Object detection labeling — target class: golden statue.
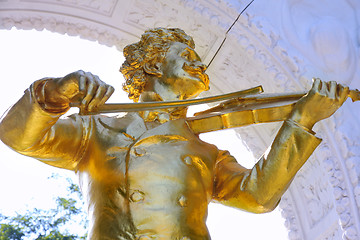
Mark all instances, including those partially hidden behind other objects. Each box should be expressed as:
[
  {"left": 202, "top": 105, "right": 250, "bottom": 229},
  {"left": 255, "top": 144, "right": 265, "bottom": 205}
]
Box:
[{"left": 0, "top": 28, "right": 357, "bottom": 240}]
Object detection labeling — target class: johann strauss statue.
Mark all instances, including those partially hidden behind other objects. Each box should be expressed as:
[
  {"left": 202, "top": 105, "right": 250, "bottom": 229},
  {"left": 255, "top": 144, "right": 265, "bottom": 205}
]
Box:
[{"left": 0, "top": 28, "right": 352, "bottom": 239}]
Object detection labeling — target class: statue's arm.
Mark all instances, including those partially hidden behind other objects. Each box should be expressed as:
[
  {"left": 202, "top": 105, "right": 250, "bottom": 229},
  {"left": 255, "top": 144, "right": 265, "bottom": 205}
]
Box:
[
  {"left": 212, "top": 121, "right": 321, "bottom": 213},
  {"left": 0, "top": 71, "right": 114, "bottom": 170},
  {"left": 212, "top": 79, "right": 349, "bottom": 213}
]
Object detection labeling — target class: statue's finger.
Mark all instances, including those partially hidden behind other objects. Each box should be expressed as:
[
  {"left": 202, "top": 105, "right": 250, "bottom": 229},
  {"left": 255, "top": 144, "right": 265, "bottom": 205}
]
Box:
[
  {"left": 311, "top": 78, "right": 321, "bottom": 93},
  {"left": 79, "top": 74, "right": 86, "bottom": 94},
  {"left": 88, "top": 84, "right": 107, "bottom": 111},
  {"left": 98, "top": 86, "right": 114, "bottom": 107},
  {"left": 81, "top": 74, "right": 97, "bottom": 109},
  {"left": 329, "top": 81, "right": 337, "bottom": 99},
  {"left": 339, "top": 85, "right": 350, "bottom": 104},
  {"left": 318, "top": 79, "right": 328, "bottom": 95}
]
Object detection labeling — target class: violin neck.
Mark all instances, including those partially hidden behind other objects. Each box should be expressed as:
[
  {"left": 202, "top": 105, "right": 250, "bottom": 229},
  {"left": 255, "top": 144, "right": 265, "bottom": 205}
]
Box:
[{"left": 193, "top": 91, "right": 307, "bottom": 117}]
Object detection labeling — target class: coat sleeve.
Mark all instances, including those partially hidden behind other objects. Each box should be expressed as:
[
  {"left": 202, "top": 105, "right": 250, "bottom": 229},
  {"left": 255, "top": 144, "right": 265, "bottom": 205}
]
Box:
[
  {"left": 0, "top": 79, "right": 92, "bottom": 171},
  {"left": 212, "top": 120, "right": 322, "bottom": 213}
]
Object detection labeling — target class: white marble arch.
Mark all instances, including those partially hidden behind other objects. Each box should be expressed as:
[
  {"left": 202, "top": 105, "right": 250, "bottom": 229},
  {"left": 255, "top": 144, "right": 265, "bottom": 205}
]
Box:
[{"left": 1, "top": 0, "right": 360, "bottom": 239}]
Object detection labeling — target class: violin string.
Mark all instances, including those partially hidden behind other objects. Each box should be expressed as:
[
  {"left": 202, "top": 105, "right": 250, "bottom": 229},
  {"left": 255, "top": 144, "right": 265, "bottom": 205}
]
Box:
[{"left": 206, "top": 0, "right": 255, "bottom": 70}]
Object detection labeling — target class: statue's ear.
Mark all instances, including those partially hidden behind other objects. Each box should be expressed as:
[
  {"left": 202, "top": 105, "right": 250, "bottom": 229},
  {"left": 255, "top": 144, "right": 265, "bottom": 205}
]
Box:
[{"left": 144, "top": 62, "right": 163, "bottom": 77}]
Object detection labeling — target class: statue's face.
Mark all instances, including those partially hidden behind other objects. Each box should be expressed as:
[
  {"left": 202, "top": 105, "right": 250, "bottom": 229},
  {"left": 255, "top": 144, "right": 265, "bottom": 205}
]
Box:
[{"left": 157, "top": 42, "right": 209, "bottom": 100}]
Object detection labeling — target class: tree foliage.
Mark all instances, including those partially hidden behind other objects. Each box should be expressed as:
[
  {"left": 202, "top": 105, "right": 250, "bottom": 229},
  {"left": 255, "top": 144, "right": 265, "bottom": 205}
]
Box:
[
  {"left": 0, "top": 175, "right": 88, "bottom": 240},
  {"left": 0, "top": 224, "right": 24, "bottom": 240}
]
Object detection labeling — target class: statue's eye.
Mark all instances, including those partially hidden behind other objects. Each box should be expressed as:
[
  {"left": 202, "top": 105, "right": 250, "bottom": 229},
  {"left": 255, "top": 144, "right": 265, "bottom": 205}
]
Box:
[{"left": 181, "top": 50, "right": 191, "bottom": 60}]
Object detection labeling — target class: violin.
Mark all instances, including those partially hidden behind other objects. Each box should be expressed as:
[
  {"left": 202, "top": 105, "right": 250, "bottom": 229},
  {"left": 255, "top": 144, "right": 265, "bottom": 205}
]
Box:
[{"left": 70, "top": 86, "right": 360, "bottom": 134}]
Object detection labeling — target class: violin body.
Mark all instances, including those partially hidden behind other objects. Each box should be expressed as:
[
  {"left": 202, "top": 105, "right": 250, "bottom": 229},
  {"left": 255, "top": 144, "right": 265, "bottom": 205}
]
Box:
[
  {"left": 187, "top": 88, "right": 359, "bottom": 134},
  {"left": 187, "top": 98, "right": 297, "bottom": 134}
]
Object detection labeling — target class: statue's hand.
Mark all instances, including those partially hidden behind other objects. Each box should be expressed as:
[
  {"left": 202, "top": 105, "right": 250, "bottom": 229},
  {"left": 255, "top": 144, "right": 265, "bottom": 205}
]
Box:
[
  {"left": 45, "top": 70, "right": 114, "bottom": 112},
  {"left": 289, "top": 78, "right": 349, "bottom": 129}
]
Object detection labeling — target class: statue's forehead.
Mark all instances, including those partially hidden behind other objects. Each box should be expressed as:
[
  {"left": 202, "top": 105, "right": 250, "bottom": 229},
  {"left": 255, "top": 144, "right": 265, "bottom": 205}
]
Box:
[
  {"left": 167, "top": 41, "right": 191, "bottom": 51},
  {"left": 167, "top": 42, "right": 202, "bottom": 61}
]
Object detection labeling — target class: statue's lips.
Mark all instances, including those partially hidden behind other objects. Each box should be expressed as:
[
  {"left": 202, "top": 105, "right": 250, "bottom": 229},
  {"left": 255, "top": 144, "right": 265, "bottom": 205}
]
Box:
[{"left": 182, "top": 64, "right": 210, "bottom": 90}]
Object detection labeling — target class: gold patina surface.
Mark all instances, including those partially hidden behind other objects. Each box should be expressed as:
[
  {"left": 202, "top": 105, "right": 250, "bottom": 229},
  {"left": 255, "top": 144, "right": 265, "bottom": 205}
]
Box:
[{"left": 0, "top": 28, "right": 352, "bottom": 239}]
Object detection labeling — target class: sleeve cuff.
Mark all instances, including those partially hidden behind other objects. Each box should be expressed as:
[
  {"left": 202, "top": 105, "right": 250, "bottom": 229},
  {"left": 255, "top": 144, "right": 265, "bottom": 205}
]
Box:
[
  {"left": 31, "top": 79, "right": 70, "bottom": 115},
  {"left": 286, "top": 118, "right": 316, "bottom": 135}
]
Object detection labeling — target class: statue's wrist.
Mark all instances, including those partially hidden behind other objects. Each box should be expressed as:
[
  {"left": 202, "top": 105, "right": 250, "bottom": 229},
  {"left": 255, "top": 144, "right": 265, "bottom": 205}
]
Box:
[
  {"left": 35, "top": 79, "right": 70, "bottom": 113},
  {"left": 288, "top": 110, "right": 315, "bottom": 130}
]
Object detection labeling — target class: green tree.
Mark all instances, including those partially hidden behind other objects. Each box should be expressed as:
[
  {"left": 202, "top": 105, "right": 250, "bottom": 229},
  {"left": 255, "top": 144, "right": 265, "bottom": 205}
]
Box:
[
  {"left": 0, "top": 224, "right": 24, "bottom": 240},
  {"left": 0, "top": 175, "right": 87, "bottom": 240}
]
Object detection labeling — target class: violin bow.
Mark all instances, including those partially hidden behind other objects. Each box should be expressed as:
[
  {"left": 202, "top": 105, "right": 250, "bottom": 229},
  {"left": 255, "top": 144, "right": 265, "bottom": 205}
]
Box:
[
  {"left": 70, "top": 87, "right": 359, "bottom": 116},
  {"left": 194, "top": 88, "right": 360, "bottom": 117},
  {"left": 70, "top": 85, "right": 264, "bottom": 115}
]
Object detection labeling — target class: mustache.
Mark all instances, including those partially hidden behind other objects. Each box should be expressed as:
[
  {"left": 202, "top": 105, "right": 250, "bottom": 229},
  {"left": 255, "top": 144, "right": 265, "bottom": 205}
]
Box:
[{"left": 182, "top": 62, "right": 206, "bottom": 72}]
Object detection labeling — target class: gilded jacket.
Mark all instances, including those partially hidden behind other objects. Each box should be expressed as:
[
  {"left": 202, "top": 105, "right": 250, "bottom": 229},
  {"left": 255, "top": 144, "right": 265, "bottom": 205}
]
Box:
[{"left": 0, "top": 81, "right": 321, "bottom": 240}]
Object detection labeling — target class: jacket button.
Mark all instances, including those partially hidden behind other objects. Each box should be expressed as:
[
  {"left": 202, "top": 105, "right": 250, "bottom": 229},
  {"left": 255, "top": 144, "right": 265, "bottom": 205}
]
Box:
[
  {"left": 178, "top": 195, "right": 187, "bottom": 207},
  {"left": 183, "top": 156, "right": 193, "bottom": 165},
  {"left": 131, "top": 190, "right": 145, "bottom": 202}
]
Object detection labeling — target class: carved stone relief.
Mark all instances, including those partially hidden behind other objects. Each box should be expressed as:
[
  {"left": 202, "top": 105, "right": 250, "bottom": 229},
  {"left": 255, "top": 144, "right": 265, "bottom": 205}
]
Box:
[
  {"left": 0, "top": 15, "right": 129, "bottom": 49},
  {"left": 241, "top": 1, "right": 360, "bottom": 239},
  {"left": 296, "top": 155, "right": 334, "bottom": 228},
  {"left": 281, "top": 0, "right": 359, "bottom": 84},
  {"left": 0, "top": 0, "right": 359, "bottom": 239},
  {"left": 21, "top": 0, "right": 118, "bottom": 16},
  {"left": 279, "top": 192, "right": 305, "bottom": 240},
  {"left": 122, "top": 0, "right": 239, "bottom": 63}
]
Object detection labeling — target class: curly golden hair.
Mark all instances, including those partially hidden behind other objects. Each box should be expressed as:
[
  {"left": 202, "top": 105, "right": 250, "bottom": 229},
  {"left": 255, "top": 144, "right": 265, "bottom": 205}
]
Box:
[{"left": 120, "top": 28, "right": 195, "bottom": 102}]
